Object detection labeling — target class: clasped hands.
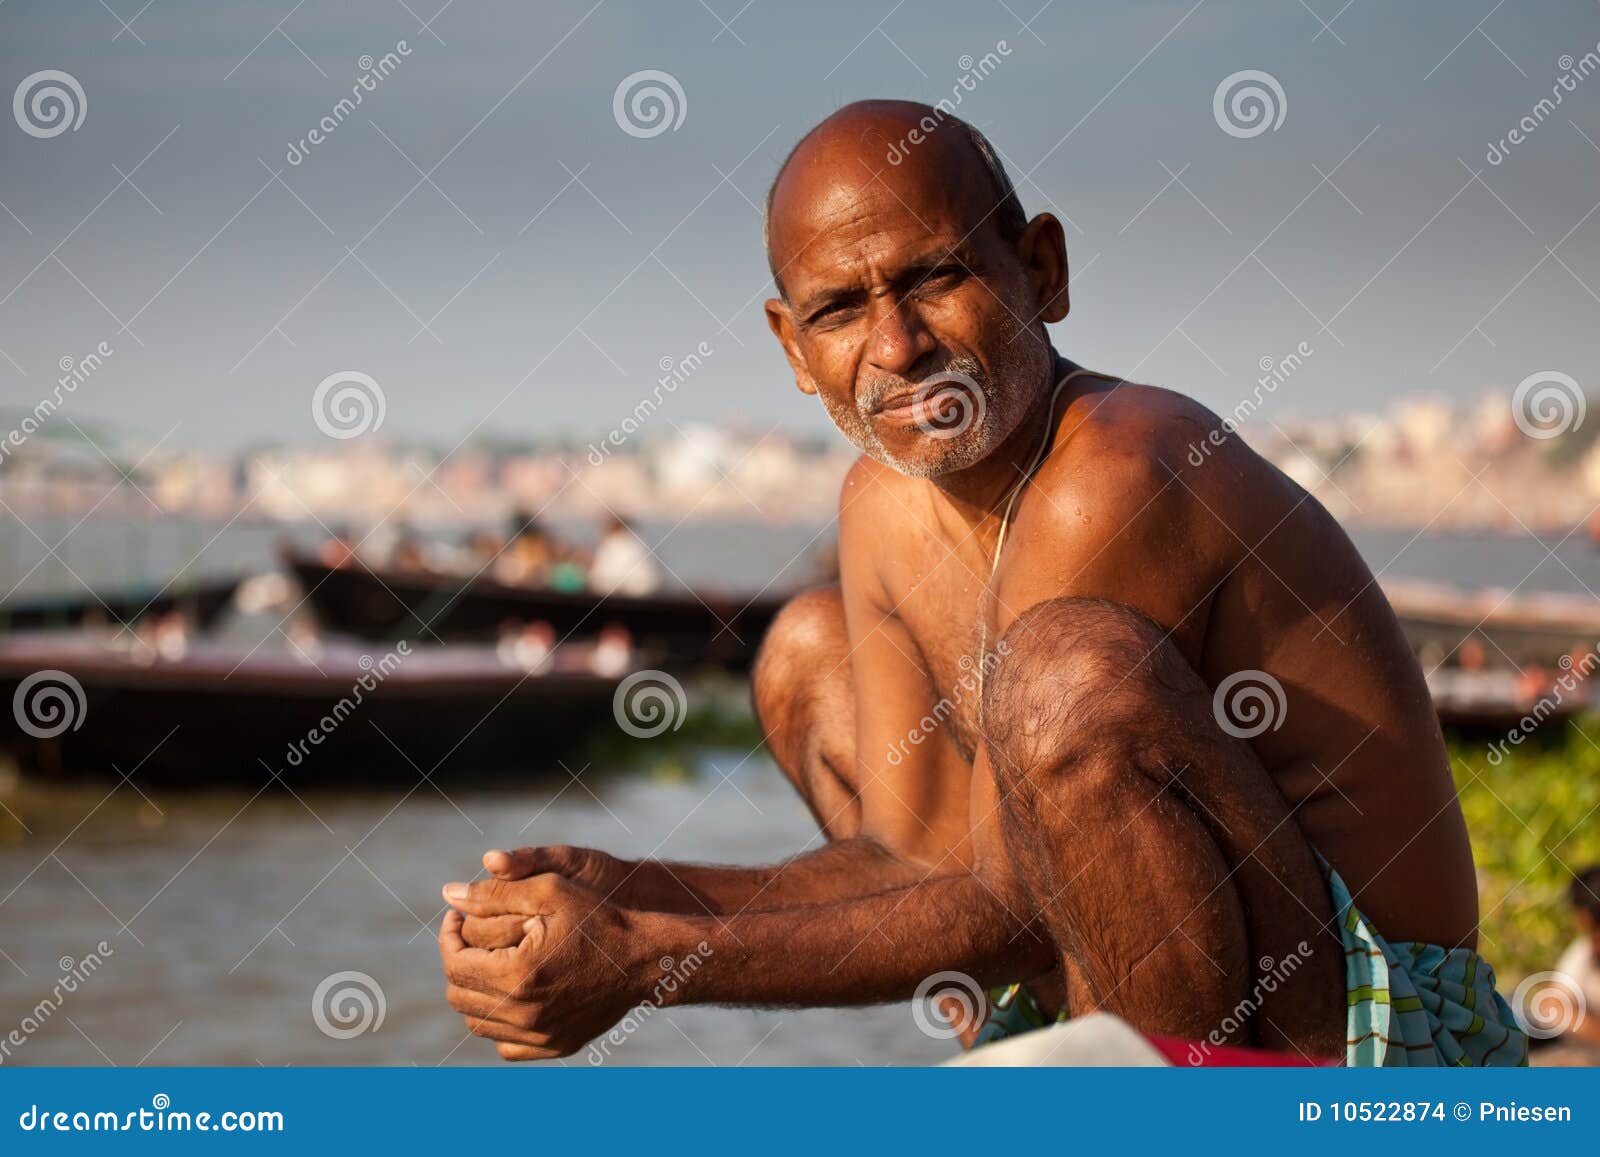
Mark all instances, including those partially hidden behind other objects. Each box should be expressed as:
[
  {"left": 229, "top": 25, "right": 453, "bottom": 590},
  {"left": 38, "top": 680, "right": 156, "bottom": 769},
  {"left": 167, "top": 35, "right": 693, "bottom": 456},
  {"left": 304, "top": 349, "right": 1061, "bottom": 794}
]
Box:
[{"left": 437, "top": 846, "right": 660, "bottom": 1061}]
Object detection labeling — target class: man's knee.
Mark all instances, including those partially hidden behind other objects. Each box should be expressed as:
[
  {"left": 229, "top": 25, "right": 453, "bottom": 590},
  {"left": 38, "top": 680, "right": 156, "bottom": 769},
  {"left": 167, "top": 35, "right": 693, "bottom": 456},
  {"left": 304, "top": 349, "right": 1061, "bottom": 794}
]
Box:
[
  {"left": 753, "top": 586, "right": 845, "bottom": 716},
  {"left": 752, "top": 586, "right": 850, "bottom": 763},
  {"left": 981, "top": 597, "right": 1206, "bottom": 782}
]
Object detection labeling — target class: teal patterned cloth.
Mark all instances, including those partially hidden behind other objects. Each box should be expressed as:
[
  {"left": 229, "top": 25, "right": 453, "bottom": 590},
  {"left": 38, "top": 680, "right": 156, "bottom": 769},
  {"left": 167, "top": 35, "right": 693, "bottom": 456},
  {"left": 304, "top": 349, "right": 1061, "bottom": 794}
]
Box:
[
  {"left": 974, "top": 858, "right": 1529, "bottom": 1067},
  {"left": 1326, "top": 859, "right": 1527, "bottom": 1067}
]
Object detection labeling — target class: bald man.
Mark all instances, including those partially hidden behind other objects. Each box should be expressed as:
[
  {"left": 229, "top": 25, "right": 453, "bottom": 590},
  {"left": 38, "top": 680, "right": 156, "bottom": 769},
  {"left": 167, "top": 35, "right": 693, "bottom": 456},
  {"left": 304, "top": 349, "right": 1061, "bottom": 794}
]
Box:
[{"left": 439, "top": 101, "right": 1527, "bottom": 1067}]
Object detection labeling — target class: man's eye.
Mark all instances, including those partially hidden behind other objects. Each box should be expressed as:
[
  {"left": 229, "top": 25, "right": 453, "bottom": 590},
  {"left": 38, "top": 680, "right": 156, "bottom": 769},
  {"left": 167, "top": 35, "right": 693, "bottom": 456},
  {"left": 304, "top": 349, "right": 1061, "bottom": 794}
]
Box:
[
  {"left": 808, "top": 304, "right": 855, "bottom": 327},
  {"left": 922, "top": 265, "right": 965, "bottom": 288}
]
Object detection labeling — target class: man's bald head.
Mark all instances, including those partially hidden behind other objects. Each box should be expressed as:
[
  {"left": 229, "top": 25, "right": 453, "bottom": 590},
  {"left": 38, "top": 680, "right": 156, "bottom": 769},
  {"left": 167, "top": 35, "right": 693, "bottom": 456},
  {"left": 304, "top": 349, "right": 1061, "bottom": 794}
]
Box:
[
  {"left": 763, "top": 100, "right": 1027, "bottom": 294},
  {"left": 759, "top": 99, "right": 1069, "bottom": 481}
]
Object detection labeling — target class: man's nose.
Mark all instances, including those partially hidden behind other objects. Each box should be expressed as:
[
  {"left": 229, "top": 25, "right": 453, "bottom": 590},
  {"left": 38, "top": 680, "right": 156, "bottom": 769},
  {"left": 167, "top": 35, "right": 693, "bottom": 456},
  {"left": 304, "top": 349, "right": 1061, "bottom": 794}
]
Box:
[{"left": 865, "top": 297, "right": 937, "bottom": 377}]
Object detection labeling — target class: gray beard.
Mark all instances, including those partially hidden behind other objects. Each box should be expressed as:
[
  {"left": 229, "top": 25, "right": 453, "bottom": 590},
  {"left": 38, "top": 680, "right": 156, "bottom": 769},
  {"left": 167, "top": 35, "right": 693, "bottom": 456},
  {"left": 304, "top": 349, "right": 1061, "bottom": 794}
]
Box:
[{"left": 820, "top": 346, "right": 1048, "bottom": 480}]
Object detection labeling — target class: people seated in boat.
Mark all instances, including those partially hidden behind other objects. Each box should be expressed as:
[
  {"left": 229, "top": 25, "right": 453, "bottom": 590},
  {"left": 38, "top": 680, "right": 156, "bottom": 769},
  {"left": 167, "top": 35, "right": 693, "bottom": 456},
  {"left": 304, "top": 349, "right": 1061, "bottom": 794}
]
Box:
[
  {"left": 463, "top": 528, "right": 505, "bottom": 572},
  {"left": 316, "top": 527, "right": 360, "bottom": 569},
  {"left": 494, "top": 512, "right": 563, "bottom": 588},
  {"left": 495, "top": 619, "right": 556, "bottom": 673},
  {"left": 588, "top": 623, "right": 633, "bottom": 678},
  {"left": 132, "top": 610, "right": 188, "bottom": 664},
  {"left": 389, "top": 524, "right": 431, "bottom": 573},
  {"left": 440, "top": 101, "right": 1526, "bottom": 1067},
  {"left": 284, "top": 615, "right": 322, "bottom": 664},
  {"left": 588, "top": 515, "right": 658, "bottom": 598}
]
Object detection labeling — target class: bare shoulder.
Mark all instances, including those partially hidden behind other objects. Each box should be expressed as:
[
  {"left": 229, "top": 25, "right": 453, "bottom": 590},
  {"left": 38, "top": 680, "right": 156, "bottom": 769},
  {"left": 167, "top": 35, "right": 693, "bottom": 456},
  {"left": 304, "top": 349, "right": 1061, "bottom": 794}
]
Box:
[
  {"left": 1036, "top": 379, "right": 1301, "bottom": 536},
  {"left": 1003, "top": 378, "right": 1326, "bottom": 628}
]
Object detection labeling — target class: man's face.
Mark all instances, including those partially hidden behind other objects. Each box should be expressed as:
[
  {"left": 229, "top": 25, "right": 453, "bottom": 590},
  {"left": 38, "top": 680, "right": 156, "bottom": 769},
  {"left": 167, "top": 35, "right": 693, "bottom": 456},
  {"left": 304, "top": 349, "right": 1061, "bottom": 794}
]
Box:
[{"left": 766, "top": 155, "right": 1053, "bottom": 479}]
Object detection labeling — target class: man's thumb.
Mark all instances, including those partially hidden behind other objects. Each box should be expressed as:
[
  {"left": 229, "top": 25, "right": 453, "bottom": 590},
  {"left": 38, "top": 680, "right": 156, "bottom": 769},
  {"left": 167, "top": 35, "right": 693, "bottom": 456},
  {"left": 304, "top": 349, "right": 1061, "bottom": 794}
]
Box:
[{"left": 483, "top": 847, "right": 545, "bottom": 879}]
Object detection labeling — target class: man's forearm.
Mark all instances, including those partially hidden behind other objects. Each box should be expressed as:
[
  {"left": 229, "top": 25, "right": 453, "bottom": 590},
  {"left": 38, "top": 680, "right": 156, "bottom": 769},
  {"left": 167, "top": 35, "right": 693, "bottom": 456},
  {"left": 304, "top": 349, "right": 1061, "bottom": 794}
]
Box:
[
  {"left": 629, "top": 869, "right": 1053, "bottom": 1008},
  {"left": 620, "top": 837, "right": 936, "bottom": 915}
]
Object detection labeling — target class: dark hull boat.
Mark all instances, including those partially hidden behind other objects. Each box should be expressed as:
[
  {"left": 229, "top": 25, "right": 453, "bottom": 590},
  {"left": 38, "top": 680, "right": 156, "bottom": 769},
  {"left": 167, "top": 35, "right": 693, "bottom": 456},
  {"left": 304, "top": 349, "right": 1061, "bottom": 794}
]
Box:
[
  {"left": 284, "top": 550, "right": 790, "bottom": 670},
  {"left": 1384, "top": 579, "right": 1600, "bottom": 671},
  {"left": 0, "top": 575, "right": 240, "bottom": 633},
  {"left": 0, "top": 633, "right": 625, "bottom": 783}
]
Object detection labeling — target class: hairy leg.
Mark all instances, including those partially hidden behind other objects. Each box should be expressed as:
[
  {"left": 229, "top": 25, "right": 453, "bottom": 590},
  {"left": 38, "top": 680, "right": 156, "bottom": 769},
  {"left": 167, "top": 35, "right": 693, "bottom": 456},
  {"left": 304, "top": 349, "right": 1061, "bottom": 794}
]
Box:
[
  {"left": 751, "top": 586, "right": 863, "bottom": 841},
  {"left": 981, "top": 597, "right": 1345, "bottom": 1055}
]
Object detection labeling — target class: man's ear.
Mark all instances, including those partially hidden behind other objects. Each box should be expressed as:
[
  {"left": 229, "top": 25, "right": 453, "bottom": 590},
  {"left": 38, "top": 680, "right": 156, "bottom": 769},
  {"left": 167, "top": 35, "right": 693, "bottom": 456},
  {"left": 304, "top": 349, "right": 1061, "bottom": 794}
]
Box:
[
  {"left": 1016, "top": 213, "right": 1069, "bottom": 324},
  {"left": 764, "top": 297, "right": 818, "bottom": 396}
]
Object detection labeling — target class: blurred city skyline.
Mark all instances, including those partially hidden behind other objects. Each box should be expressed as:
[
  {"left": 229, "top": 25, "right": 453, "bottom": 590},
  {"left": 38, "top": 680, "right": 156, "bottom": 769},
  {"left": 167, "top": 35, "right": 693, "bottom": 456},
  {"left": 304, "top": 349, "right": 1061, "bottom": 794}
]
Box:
[{"left": 0, "top": 0, "right": 1598, "bottom": 452}]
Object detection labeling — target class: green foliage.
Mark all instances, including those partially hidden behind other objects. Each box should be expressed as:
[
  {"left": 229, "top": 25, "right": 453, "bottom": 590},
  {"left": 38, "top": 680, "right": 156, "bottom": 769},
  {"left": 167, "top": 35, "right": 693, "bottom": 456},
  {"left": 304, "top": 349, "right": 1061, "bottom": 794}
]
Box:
[{"left": 1448, "top": 719, "right": 1600, "bottom": 985}]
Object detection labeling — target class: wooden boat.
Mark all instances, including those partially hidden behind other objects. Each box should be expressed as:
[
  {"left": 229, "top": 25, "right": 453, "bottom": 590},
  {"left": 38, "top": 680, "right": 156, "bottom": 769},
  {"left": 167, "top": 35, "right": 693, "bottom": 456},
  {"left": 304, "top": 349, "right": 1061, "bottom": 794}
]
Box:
[
  {"left": 0, "top": 575, "right": 239, "bottom": 633},
  {"left": 0, "top": 632, "right": 627, "bottom": 782},
  {"left": 1383, "top": 578, "right": 1600, "bottom": 670},
  {"left": 283, "top": 549, "right": 790, "bottom": 669},
  {"left": 1424, "top": 667, "right": 1587, "bottom": 730}
]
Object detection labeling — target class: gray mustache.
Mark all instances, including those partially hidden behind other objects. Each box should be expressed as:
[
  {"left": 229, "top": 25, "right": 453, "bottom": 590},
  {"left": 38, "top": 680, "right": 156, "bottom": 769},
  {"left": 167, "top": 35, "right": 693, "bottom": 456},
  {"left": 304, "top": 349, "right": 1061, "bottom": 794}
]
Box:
[{"left": 857, "top": 357, "right": 986, "bottom": 413}]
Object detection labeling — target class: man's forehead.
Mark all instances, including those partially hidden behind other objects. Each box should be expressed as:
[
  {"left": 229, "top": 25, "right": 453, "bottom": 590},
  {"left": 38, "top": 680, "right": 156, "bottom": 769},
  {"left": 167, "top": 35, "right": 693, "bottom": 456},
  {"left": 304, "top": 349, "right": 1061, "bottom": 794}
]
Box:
[
  {"left": 781, "top": 187, "right": 968, "bottom": 276},
  {"left": 768, "top": 107, "right": 1000, "bottom": 283}
]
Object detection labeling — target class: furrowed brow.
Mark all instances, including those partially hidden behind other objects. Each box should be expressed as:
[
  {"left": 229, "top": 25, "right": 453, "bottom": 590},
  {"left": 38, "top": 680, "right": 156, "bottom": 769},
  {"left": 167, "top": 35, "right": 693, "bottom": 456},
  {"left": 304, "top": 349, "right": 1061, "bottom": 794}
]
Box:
[
  {"left": 892, "top": 245, "right": 981, "bottom": 290},
  {"left": 796, "top": 284, "right": 867, "bottom": 320}
]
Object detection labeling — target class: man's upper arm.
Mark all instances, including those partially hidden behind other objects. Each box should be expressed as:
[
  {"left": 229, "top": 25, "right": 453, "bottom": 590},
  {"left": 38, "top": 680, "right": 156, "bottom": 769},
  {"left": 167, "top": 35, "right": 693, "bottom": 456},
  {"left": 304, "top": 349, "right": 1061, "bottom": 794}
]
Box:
[{"left": 836, "top": 462, "right": 973, "bottom": 866}]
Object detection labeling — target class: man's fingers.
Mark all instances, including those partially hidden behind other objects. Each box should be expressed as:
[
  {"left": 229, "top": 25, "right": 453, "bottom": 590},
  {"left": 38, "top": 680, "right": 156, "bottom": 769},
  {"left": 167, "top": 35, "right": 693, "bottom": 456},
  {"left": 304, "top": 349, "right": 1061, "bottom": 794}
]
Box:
[
  {"left": 447, "top": 989, "right": 552, "bottom": 1048},
  {"left": 446, "top": 984, "right": 546, "bottom": 1036},
  {"left": 438, "top": 910, "right": 466, "bottom": 967},
  {"left": 440, "top": 927, "right": 520, "bottom": 995},
  {"left": 442, "top": 875, "right": 558, "bottom": 918},
  {"left": 483, "top": 847, "right": 552, "bottom": 879},
  {"left": 461, "top": 914, "right": 527, "bottom": 950},
  {"left": 497, "top": 1041, "right": 561, "bottom": 1062}
]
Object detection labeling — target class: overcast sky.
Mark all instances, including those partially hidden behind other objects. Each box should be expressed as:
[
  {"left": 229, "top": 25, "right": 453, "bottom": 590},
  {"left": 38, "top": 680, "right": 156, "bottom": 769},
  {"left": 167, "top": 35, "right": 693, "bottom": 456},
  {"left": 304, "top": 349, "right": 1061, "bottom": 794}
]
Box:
[{"left": 1, "top": 0, "right": 1597, "bottom": 453}]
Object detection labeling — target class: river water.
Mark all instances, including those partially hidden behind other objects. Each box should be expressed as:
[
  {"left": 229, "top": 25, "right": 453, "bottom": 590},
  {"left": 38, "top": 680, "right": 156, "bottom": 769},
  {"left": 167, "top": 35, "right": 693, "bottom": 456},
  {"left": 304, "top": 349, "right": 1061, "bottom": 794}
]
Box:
[
  {"left": 0, "top": 753, "right": 950, "bottom": 1067},
  {"left": 0, "top": 515, "right": 1595, "bottom": 1066}
]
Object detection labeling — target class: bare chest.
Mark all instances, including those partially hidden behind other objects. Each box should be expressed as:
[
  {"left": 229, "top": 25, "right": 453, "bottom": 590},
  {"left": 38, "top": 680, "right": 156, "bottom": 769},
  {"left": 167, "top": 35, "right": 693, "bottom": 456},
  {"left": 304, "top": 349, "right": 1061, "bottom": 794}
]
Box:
[{"left": 884, "top": 550, "right": 1000, "bottom": 764}]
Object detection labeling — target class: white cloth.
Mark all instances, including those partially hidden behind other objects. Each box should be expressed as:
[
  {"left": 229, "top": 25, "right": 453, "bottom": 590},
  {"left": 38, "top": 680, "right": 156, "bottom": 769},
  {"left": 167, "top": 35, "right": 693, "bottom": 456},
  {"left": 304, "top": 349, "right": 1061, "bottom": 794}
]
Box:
[
  {"left": 1555, "top": 937, "right": 1600, "bottom": 1019},
  {"left": 941, "top": 1013, "right": 1169, "bottom": 1067},
  {"left": 589, "top": 531, "right": 659, "bottom": 597}
]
